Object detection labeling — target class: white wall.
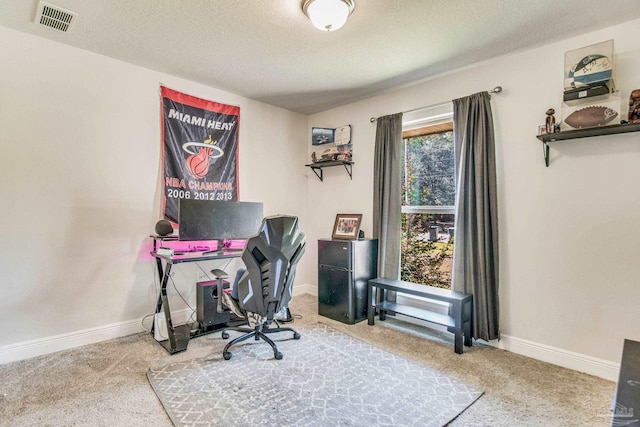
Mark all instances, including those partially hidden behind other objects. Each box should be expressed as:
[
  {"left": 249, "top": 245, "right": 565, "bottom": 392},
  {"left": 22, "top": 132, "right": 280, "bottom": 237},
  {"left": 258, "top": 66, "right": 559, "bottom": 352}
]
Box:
[
  {"left": 2, "top": 16, "right": 639, "bottom": 380},
  {"left": 0, "top": 26, "right": 309, "bottom": 361},
  {"left": 306, "top": 18, "right": 640, "bottom": 378}
]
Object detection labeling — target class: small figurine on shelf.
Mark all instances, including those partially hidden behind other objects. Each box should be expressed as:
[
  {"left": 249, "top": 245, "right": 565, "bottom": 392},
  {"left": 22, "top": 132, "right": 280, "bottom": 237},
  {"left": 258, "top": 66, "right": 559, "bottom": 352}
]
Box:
[
  {"left": 553, "top": 123, "right": 561, "bottom": 133},
  {"left": 311, "top": 152, "right": 317, "bottom": 163},
  {"left": 628, "top": 89, "right": 640, "bottom": 123},
  {"left": 545, "top": 108, "right": 556, "bottom": 133}
]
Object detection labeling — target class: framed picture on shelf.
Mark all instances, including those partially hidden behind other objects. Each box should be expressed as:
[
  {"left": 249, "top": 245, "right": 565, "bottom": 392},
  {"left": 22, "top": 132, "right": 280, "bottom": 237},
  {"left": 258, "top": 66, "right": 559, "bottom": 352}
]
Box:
[{"left": 332, "top": 214, "right": 362, "bottom": 240}]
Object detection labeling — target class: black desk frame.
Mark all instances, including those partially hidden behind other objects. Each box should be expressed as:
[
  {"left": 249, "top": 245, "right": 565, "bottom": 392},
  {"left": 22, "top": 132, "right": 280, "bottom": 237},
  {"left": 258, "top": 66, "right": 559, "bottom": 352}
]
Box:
[{"left": 150, "top": 236, "right": 242, "bottom": 354}]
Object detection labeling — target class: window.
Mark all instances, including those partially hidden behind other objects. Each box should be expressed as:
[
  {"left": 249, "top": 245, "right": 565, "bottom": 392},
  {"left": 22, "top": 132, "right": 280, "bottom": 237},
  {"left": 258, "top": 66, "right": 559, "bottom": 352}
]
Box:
[{"left": 401, "top": 105, "right": 455, "bottom": 289}]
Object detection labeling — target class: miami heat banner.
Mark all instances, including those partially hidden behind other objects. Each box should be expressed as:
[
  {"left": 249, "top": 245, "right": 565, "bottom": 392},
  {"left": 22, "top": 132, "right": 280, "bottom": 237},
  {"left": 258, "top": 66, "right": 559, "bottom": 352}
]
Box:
[{"left": 160, "top": 86, "right": 239, "bottom": 223}]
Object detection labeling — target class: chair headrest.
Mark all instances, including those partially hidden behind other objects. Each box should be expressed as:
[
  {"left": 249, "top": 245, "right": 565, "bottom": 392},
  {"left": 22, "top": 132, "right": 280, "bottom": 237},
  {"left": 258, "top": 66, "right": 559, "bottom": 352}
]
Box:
[{"left": 254, "top": 215, "right": 306, "bottom": 258}]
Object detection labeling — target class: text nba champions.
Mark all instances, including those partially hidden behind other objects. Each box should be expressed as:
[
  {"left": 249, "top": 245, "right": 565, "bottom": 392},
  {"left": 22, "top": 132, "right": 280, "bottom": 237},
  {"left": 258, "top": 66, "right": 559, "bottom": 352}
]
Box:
[
  {"left": 165, "top": 177, "right": 233, "bottom": 201},
  {"left": 165, "top": 108, "right": 237, "bottom": 201}
]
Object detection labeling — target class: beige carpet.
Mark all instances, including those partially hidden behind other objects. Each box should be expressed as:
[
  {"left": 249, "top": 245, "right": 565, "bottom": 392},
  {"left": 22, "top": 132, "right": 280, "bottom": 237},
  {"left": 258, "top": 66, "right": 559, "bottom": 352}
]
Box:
[{"left": 0, "top": 293, "right": 616, "bottom": 426}]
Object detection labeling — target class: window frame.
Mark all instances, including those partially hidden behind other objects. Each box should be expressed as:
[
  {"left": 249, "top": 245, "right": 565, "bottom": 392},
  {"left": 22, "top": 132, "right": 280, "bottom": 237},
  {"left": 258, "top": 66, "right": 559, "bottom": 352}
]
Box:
[{"left": 401, "top": 105, "right": 454, "bottom": 212}]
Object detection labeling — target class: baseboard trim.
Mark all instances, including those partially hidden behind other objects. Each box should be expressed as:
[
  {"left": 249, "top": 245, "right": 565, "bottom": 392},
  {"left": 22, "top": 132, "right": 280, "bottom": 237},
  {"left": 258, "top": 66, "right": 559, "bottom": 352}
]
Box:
[
  {"left": 0, "top": 288, "right": 321, "bottom": 364},
  {"left": 0, "top": 308, "right": 196, "bottom": 365},
  {"left": 0, "top": 318, "right": 144, "bottom": 365},
  {"left": 293, "top": 283, "right": 316, "bottom": 296},
  {"left": 490, "top": 334, "right": 620, "bottom": 381},
  {"left": 382, "top": 293, "right": 620, "bottom": 381}
]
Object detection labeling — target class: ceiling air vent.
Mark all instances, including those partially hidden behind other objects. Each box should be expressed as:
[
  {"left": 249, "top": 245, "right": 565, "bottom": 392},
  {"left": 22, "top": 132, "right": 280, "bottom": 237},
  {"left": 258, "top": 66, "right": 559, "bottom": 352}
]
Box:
[{"left": 35, "top": 2, "right": 77, "bottom": 32}]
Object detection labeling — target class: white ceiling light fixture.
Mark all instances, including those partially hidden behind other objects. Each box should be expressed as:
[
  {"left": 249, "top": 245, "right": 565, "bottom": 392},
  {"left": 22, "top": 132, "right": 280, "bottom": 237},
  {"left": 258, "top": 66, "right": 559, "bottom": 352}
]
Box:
[{"left": 302, "top": 0, "right": 355, "bottom": 32}]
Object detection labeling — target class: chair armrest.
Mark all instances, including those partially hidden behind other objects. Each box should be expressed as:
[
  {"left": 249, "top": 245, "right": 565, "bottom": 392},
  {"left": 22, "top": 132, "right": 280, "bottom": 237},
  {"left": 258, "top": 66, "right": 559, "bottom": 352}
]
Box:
[
  {"left": 211, "top": 269, "right": 228, "bottom": 313},
  {"left": 210, "top": 268, "right": 228, "bottom": 279}
]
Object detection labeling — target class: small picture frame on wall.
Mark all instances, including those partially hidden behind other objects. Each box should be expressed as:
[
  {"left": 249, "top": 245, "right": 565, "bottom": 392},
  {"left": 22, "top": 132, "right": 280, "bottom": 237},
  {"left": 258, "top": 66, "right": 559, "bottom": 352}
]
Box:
[
  {"left": 332, "top": 214, "right": 362, "bottom": 240},
  {"left": 312, "top": 127, "right": 335, "bottom": 145}
]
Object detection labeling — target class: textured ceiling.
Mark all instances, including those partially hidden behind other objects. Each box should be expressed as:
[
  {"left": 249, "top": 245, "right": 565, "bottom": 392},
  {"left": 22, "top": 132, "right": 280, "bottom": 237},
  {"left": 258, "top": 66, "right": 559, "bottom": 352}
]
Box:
[{"left": 1, "top": 0, "right": 640, "bottom": 114}]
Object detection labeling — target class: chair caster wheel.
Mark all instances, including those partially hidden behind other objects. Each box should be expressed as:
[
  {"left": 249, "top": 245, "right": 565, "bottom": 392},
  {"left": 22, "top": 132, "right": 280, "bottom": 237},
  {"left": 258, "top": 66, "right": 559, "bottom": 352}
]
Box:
[
  {"left": 222, "top": 332, "right": 229, "bottom": 339},
  {"left": 274, "top": 351, "right": 283, "bottom": 360},
  {"left": 293, "top": 332, "right": 301, "bottom": 340},
  {"left": 223, "top": 351, "right": 232, "bottom": 360}
]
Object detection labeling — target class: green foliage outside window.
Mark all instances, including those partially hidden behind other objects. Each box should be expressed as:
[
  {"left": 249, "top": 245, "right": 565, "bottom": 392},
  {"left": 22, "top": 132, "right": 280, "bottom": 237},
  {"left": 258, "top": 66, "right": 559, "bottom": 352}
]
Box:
[
  {"left": 401, "top": 213, "right": 453, "bottom": 289},
  {"left": 403, "top": 131, "right": 455, "bottom": 207},
  {"left": 401, "top": 130, "right": 455, "bottom": 289}
]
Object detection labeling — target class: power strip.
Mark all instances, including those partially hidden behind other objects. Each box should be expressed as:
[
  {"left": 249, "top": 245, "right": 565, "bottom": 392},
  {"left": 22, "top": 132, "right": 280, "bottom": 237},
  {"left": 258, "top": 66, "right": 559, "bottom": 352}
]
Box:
[
  {"left": 157, "top": 247, "right": 174, "bottom": 256},
  {"left": 154, "top": 313, "right": 168, "bottom": 341}
]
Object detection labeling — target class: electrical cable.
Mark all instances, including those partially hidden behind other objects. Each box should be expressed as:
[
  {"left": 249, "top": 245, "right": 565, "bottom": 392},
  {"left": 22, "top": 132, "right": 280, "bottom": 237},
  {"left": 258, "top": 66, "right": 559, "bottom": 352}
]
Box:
[
  {"left": 145, "top": 258, "right": 168, "bottom": 340},
  {"left": 170, "top": 274, "right": 196, "bottom": 323},
  {"left": 140, "top": 312, "right": 155, "bottom": 333},
  {"left": 278, "top": 312, "right": 302, "bottom": 323},
  {"left": 147, "top": 251, "right": 239, "bottom": 338},
  {"left": 195, "top": 262, "right": 212, "bottom": 282},
  {"left": 147, "top": 257, "right": 191, "bottom": 338}
]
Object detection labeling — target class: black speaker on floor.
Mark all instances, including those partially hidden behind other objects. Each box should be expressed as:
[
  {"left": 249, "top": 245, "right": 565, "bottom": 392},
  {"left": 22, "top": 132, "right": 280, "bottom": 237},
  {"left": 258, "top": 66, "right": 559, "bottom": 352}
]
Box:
[{"left": 196, "top": 280, "right": 230, "bottom": 327}]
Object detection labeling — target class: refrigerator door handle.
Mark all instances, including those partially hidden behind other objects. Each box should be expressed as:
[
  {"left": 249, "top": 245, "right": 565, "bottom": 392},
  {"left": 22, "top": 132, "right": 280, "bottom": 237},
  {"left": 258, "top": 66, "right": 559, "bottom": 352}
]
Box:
[{"left": 319, "top": 264, "right": 350, "bottom": 272}]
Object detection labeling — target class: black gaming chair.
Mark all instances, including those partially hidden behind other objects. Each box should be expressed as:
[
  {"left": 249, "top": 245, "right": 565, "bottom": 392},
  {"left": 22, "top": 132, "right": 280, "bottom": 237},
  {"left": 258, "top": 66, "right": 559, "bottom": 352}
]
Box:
[{"left": 212, "top": 215, "right": 306, "bottom": 360}]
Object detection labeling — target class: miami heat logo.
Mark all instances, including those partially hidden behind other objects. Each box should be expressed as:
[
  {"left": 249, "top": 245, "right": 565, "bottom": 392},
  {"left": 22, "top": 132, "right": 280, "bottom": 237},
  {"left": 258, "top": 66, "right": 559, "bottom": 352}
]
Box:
[{"left": 182, "top": 136, "right": 224, "bottom": 179}]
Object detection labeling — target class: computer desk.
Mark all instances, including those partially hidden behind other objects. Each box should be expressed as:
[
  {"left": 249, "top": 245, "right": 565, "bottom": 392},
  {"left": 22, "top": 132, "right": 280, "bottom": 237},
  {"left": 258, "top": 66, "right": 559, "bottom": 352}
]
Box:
[{"left": 150, "top": 236, "right": 243, "bottom": 354}]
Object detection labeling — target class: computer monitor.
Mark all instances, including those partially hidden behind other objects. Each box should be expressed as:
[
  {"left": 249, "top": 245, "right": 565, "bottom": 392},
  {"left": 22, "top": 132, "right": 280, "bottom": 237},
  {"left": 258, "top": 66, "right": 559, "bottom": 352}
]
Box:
[{"left": 178, "top": 199, "right": 264, "bottom": 243}]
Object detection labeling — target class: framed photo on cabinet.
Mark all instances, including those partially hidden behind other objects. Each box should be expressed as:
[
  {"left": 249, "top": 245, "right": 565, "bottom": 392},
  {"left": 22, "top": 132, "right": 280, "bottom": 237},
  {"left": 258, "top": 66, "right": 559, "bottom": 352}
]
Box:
[{"left": 332, "top": 214, "right": 362, "bottom": 240}]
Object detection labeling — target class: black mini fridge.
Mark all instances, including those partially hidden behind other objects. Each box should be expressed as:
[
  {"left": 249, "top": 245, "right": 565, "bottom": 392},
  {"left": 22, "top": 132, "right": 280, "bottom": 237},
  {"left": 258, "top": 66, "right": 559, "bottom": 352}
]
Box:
[{"left": 318, "top": 238, "right": 378, "bottom": 324}]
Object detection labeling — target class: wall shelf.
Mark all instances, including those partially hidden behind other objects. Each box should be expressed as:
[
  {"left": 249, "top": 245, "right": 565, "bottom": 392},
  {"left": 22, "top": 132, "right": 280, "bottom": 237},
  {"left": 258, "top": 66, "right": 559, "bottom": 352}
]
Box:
[
  {"left": 305, "top": 160, "right": 353, "bottom": 182},
  {"left": 536, "top": 122, "right": 640, "bottom": 167}
]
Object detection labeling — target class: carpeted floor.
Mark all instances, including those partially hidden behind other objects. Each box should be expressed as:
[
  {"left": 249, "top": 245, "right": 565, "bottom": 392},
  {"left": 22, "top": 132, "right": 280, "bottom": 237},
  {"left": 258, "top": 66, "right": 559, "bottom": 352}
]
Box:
[
  {"left": 0, "top": 293, "right": 616, "bottom": 426},
  {"left": 148, "top": 323, "right": 483, "bottom": 426}
]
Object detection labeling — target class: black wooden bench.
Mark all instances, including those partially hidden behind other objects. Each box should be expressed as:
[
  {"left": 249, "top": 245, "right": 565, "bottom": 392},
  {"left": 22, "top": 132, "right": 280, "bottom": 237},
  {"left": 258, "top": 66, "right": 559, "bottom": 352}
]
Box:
[{"left": 367, "top": 277, "right": 473, "bottom": 354}]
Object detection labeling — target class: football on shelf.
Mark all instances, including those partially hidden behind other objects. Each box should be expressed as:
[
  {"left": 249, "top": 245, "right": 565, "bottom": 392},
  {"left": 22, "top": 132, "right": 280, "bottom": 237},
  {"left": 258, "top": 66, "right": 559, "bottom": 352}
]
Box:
[{"left": 564, "top": 106, "right": 618, "bottom": 129}]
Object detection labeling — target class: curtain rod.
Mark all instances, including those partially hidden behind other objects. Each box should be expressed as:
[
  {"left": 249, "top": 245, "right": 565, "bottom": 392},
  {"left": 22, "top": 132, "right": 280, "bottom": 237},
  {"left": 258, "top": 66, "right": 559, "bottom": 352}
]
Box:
[{"left": 369, "top": 86, "right": 503, "bottom": 123}]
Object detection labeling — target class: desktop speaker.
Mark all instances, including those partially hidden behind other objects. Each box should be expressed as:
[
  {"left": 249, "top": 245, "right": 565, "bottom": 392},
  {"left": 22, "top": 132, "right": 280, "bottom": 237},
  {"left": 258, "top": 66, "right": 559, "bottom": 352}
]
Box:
[
  {"left": 155, "top": 219, "right": 173, "bottom": 236},
  {"left": 196, "top": 280, "right": 230, "bottom": 327}
]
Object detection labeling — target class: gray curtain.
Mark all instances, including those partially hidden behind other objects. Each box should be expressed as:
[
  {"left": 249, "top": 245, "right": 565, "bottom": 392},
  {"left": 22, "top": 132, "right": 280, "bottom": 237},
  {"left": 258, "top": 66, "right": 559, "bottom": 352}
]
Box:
[
  {"left": 373, "top": 113, "right": 403, "bottom": 285},
  {"left": 452, "top": 92, "right": 500, "bottom": 341}
]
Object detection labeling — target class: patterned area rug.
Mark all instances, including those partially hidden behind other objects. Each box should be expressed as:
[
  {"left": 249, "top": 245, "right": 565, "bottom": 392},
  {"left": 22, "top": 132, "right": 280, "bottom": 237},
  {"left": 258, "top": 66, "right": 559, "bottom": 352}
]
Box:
[{"left": 147, "top": 323, "right": 483, "bottom": 426}]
